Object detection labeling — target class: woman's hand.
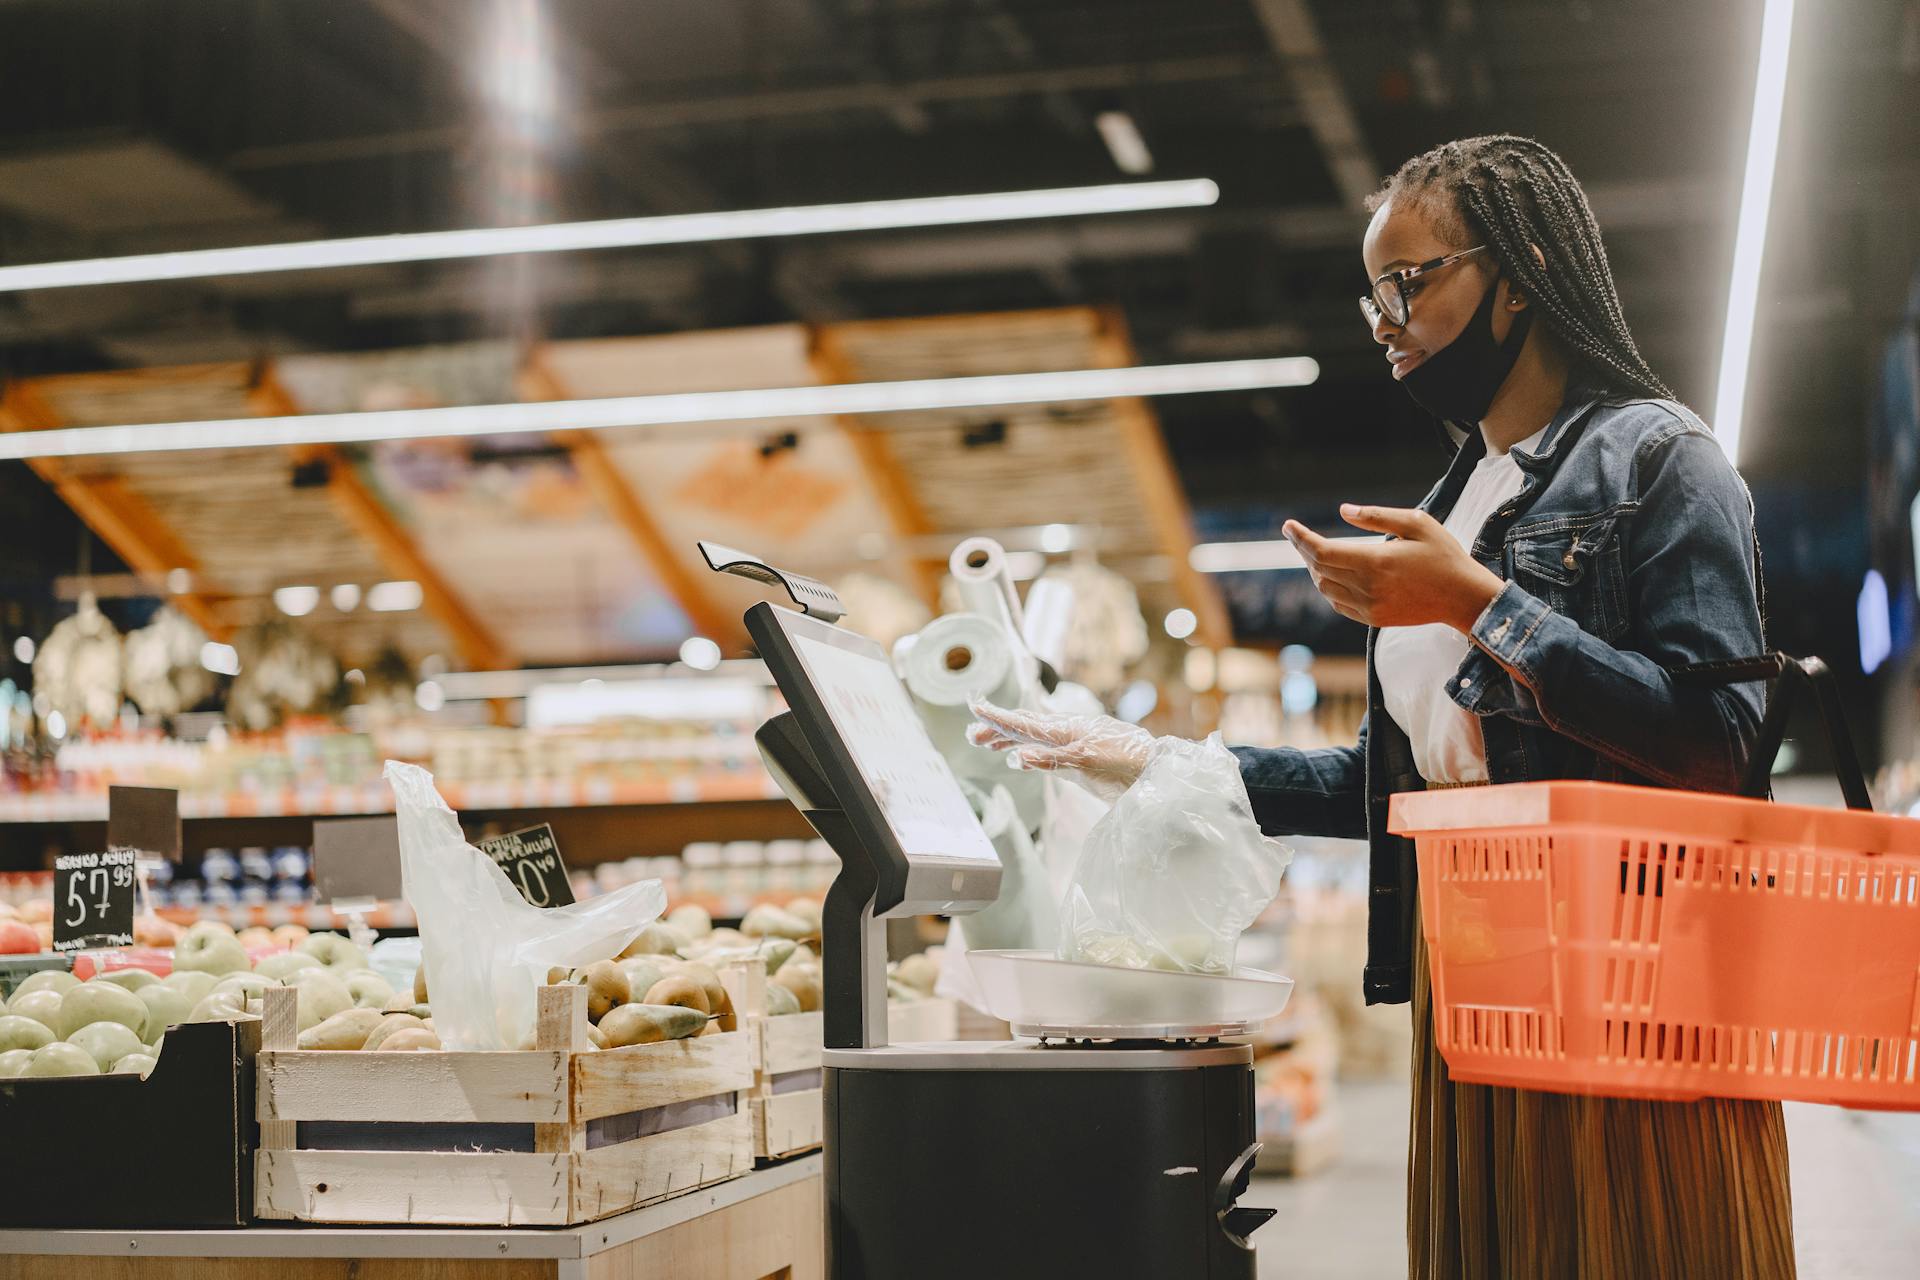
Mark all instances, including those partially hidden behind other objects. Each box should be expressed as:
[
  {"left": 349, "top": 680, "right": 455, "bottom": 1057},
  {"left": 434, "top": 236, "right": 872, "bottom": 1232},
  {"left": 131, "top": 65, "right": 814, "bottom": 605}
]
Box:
[
  {"left": 966, "top": 701, "right": 1155, "bottom": 803},
  {"left": 1283, "top": 504, "right": 1505, "bottom": 632}
]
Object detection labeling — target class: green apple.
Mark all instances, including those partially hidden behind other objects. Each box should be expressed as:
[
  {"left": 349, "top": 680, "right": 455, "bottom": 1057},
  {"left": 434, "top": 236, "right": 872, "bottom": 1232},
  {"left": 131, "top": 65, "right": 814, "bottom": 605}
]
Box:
[
  {"left": 67, "top": 1020, "right": 146, "bottom": 1071},
  {"left": 136, "top": 985, "right": 195, "bottom": 1044},
  {"left": 188, "top": 989, "right": 248, "bottom": 1023},
  {"left": 173, "top": 925, "right": 251, "bottom": 976},
  {"left": 297, "top": 932, "right": 367, "bottom": 972},
  {"left": 160, "top": 969, "right": 219, "bottom": 1002},
  {"left": 254, "top": 951, "right": 324, "bottom": 981},
  {"left": 59, "top": 980, "right": 149, "bottom": 1040},
  {"left": 7, "top": 990, "right": 64, "bottom": 1034},
  {"left": 345, "top": 970, "right": 394, "bottom": 1010},
  {"left": 211, "top": 972, "right": 280, "bottom": 1000},
  {"left": 0, "top": 1014, "right": 55, "bottom": 1052},
  {"left": 113, "top": 1052, "right": 157, "bottom": 1078},
  {"left": 95, "top": 968, "right": 160, "bottom": 993},
  {"left": 11, "top": 969, "right": 78, "bottom": 1001},
  {"left": 0, "top": 1048, "right": 32, "bottom": 1077},
  {"left": 287, "top": 968, "right": 353, "bottom": 1031},
  {"left": 23, "top": 1042, "right": 100, "bottom": 1076}
]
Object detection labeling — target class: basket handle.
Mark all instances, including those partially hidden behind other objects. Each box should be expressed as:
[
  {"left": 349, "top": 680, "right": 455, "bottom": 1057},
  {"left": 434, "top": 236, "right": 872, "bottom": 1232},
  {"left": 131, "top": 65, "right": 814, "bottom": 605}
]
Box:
[{"left": 1668, "top": 653, "right": 1871, "bottom": 811}]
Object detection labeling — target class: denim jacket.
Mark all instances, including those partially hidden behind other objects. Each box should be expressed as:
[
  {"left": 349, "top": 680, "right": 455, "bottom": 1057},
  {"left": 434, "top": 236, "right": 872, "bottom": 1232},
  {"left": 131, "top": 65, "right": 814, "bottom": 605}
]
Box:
[{"left": 1232, "top": 388, "right": 1766, "bottom": 1006}]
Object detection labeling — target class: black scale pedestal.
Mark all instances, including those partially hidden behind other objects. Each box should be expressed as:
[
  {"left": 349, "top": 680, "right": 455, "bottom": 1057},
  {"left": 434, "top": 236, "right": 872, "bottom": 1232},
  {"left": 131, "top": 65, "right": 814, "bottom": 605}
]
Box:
[{"left": 745, "top": 598, "right": 1273, "bottom": 1280}]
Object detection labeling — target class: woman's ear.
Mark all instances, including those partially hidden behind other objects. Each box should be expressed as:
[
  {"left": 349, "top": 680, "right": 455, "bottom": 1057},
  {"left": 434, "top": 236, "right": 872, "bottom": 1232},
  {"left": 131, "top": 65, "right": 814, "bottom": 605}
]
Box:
[{"left": 1506, "top": 242, "right": 1549, "bottom": 310}]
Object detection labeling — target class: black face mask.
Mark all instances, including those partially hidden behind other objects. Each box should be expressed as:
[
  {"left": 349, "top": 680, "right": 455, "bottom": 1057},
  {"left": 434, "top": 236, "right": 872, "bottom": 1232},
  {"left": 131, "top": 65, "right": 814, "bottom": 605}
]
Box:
[{"left": 1399, "top": 279, "right": 1533, "bottom": 424}]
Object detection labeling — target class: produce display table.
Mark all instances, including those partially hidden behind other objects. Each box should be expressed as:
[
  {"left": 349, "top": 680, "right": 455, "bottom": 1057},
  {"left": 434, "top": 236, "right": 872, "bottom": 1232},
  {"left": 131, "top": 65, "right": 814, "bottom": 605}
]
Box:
[{"left": 0, "top": 1154, "right": 820, "bottom": 1280}]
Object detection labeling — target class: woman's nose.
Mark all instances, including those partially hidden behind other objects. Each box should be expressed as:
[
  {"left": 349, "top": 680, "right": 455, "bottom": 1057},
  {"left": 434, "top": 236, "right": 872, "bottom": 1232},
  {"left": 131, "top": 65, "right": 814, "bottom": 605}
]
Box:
[{"left": 1369, "top": 308, "right": 1400, "bottom": 347}]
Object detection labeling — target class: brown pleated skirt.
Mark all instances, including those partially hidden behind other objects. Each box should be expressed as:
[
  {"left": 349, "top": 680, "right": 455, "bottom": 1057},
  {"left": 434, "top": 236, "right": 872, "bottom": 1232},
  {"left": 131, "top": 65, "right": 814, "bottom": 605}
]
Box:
[{"left": 1409, "top": 931, "right": 1798, "bottom": 1278}]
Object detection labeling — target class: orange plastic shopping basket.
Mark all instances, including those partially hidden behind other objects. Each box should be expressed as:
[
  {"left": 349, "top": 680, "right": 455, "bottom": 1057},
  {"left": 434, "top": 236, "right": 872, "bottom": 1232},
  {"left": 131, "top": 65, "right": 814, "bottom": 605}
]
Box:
[{"left": 1388, "top": 654, "right": 1920, "bottom": 1108}]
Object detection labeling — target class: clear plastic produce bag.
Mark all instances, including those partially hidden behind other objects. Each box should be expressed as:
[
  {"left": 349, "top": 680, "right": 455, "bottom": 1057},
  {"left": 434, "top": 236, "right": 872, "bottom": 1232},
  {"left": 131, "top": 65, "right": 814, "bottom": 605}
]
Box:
[
  {"left": 1058, "top": 734, "right": 1291, "bottom": 975},
  {"left": 385, "top": 761, "right": 666, "bottom": 1049}
]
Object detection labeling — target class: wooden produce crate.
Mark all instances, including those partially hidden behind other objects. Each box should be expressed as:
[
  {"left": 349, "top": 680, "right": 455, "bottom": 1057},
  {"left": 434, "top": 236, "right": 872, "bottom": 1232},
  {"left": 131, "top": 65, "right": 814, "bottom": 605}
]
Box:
[
  {"left": 719, "top": 966, "right": 958, "bottom": 1165},
  {"left": 722, "top": 963, "right": 824, "bottom": 1164},
  {"left": 253, "top": 983, "right": 754, "bottom": 1226}
]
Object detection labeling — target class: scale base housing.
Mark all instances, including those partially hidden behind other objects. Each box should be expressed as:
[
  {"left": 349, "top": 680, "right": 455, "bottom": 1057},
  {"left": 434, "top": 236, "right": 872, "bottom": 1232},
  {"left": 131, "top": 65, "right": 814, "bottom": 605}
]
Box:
[{"left": 823, "top": 1044, "right": 1264, "bottom": 1279}]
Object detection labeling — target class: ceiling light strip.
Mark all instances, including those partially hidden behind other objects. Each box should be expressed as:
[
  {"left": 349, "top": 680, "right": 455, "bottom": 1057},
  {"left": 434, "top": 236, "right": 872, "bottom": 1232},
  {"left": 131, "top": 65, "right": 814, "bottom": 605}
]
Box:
[
  {"left": 0, "top": 356, "right": 1319, "bottom": 461},
  {"left": 1711, "top": 0, "right": 1796, "bottom": 464},
  {"left": 0, "top": 180, "right": 1219, "bottom": 294}
]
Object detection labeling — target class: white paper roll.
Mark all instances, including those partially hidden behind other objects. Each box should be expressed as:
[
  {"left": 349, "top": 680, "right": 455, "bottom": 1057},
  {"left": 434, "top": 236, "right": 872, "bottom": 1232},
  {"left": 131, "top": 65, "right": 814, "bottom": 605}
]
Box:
[
  {"left": 949, "top": 537, "right": 1026, "bottom": 635},
  {"left": 897, "top": 613, "right": 1020, "bottom": 709},
  {"left": 1019, "top": 574, "right": 1075, "bottom": 672}
]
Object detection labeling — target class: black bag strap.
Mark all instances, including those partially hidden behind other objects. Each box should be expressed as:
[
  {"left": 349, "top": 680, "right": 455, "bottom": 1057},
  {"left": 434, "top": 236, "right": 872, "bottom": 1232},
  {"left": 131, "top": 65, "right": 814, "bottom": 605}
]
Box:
[{"left": 1667, "top": 653, "right": 1870, "bottom": 811}]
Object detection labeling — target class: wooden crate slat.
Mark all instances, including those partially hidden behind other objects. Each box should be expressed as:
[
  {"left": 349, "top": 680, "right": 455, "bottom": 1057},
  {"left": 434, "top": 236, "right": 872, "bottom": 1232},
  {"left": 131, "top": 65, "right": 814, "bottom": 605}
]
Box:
[
  {"left": 760, "top": 1013, "right": 824, "bottom": 1079},
  {"left": 752, "top": 1089, "right": 824, "bottom": 1160},
  {"left": 258, "top": 1049, "right": 568, "bottom": 1124},
  {"left": 570, "top": 1031, "right": 753, "bottom": 1122},
  {"left": 254, "top": 1149, "right": 571, "bottom": 1226},
  {"left": 571, "top": 1112, "right": 753, "bottom": 1222}
]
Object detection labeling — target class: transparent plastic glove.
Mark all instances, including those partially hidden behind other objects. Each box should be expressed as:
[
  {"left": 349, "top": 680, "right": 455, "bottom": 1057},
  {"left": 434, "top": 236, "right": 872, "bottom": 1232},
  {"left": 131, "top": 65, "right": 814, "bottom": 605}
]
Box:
[{"left": 966, "top": 700, "right": 1154, "bottom": 803}]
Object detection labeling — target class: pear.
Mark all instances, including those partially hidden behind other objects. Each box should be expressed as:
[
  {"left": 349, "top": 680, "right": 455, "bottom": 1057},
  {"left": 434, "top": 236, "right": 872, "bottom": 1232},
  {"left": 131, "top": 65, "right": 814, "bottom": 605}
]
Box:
[{"left": 296, "top": 1008, "right": 384, "bottom": 1050}]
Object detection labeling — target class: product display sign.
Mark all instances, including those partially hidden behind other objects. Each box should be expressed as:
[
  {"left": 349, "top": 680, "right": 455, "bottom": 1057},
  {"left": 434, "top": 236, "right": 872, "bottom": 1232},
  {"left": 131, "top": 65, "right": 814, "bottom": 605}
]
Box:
[
  {"left": 52, "top": 849, "right": 138, "bottom": 951},
  {"left": 477, "top": 823, "right": 575, "bottom": 908},
  {"left": 312, "top": 816, "right": 405, "bottom": 904},
  {"left": 107, "top": 785, "right": 181, "bottom": 861}
]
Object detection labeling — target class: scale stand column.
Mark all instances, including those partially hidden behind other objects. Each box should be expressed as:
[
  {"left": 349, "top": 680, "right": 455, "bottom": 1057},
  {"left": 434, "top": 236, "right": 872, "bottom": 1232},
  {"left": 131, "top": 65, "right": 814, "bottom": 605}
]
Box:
[{"left": 810, "top": 809, "right": 889, "bottom": 1051}]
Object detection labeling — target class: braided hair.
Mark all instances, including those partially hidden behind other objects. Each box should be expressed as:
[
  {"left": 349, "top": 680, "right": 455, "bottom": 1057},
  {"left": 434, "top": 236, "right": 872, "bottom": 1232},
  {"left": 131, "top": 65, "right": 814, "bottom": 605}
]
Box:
[{"left": 1367, "top": 135, "right": 1676, "bottom": 403}]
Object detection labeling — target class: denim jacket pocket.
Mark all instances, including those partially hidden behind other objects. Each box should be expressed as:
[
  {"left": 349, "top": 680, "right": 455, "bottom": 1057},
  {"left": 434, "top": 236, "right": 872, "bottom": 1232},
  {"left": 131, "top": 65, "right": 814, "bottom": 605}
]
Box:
[{"left": 1505, "top": 508, "right": 1632, "bottom": 642}]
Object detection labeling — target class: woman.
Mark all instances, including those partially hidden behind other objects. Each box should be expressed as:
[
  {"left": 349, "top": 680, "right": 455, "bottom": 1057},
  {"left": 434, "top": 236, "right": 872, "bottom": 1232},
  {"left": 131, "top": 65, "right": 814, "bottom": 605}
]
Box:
[{"left": 971, "top": 135, "right": 1795, "bottom": 1278}]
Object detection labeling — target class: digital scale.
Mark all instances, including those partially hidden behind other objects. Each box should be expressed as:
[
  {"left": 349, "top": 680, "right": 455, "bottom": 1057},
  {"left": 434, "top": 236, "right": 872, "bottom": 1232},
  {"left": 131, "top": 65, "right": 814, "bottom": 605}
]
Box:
[{"left": 715, "top": 547, "right": 1290, "bottom": 1280}]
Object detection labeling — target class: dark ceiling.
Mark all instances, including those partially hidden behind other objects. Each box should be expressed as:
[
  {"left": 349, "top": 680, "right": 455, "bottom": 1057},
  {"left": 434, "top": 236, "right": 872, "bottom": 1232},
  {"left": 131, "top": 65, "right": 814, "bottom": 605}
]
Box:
[{"left": 0, "top": 0, "right": 1916, "bottom": 667}]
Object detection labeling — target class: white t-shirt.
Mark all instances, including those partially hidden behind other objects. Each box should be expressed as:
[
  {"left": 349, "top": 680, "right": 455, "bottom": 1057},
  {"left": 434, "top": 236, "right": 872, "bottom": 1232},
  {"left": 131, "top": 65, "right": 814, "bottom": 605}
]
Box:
[{"left": 1374, "top": 425, "right": 1548, "bottom": 784}]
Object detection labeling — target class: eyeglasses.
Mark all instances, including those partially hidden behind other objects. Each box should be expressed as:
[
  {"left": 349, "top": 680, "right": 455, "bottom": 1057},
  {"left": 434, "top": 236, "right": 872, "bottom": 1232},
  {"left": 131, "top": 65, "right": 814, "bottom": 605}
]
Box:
[{"left": 1359, "top": 245, "right": 1490, "bottom": 328}]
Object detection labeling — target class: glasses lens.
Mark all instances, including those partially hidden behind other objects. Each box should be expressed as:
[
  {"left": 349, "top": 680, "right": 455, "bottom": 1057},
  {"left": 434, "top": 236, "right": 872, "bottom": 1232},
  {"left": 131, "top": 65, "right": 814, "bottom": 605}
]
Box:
[
  {"left": 1374, "top": 279, "right": 1407, "bottom": 326},
  {"left": 1359, "top": 295, "right": 1380, "bottom": 327}
]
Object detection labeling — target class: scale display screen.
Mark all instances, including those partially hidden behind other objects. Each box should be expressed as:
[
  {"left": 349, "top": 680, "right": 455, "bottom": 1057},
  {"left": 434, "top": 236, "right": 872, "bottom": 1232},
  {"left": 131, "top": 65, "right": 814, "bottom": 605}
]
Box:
[{"left": 791, "top": 634, "right": 1000, "bottom": 867}]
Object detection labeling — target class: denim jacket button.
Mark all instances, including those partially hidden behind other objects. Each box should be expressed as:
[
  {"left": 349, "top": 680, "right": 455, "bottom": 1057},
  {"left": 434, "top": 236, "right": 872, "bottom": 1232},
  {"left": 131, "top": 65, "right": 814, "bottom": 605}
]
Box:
[
  {"left": 1562, "top": 550, "right": 1578, "bottom": 569},
  {"left": 1458, "top": 677, "right": 1472, "bottom": 688}
]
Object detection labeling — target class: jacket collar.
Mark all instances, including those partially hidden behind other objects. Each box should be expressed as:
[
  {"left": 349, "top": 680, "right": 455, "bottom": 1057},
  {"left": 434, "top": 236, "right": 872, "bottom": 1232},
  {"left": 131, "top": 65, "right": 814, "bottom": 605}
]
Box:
[{"left": 1510, "top": 385, "right": 1608, "bottom": 473}]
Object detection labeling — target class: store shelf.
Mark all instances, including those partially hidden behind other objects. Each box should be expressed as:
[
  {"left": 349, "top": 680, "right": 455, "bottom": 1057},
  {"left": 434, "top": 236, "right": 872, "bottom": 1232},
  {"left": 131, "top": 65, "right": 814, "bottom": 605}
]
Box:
[
  {"left": 0, "top": 769, "right": 785, "bottom": 824},
  {"left": 149, "top": 902, "right": 418, "bottom": 931}
]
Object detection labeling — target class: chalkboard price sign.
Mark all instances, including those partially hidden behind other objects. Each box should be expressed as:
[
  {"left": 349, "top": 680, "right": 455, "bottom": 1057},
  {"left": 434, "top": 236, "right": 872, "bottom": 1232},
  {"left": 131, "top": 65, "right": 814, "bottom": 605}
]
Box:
[
  {"left": 477, "top": 824, "right": 575, "bottom": 908},
  {"left": 52, "top": 849, "right": 138, "bottom": 951}
]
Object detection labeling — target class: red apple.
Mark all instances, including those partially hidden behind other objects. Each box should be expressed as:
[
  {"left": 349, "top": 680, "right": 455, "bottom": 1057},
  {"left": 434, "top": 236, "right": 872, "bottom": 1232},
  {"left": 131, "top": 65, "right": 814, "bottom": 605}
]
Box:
[{"left": 0, "top": 920, "right": 40, "bottom": 954}]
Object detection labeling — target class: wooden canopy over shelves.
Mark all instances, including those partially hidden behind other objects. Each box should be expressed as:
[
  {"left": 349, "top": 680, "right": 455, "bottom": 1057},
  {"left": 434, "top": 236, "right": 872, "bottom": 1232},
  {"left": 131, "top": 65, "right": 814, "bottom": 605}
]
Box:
[{"left": 1, "top": 307, "right": 1229, "bottom": 666}]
